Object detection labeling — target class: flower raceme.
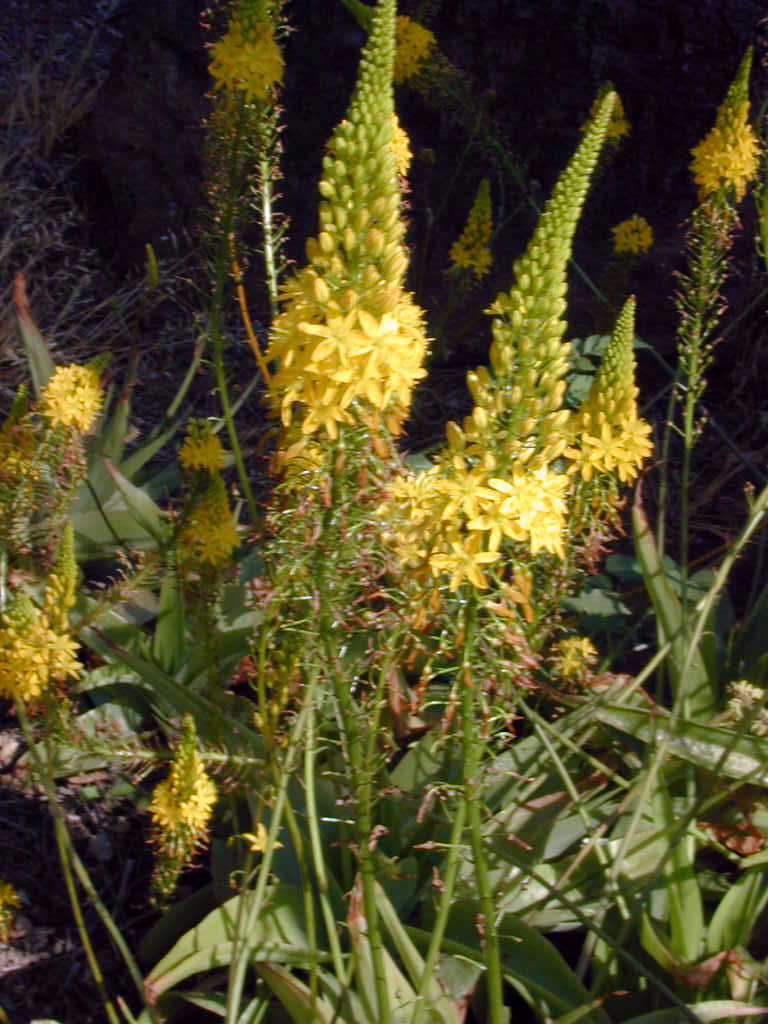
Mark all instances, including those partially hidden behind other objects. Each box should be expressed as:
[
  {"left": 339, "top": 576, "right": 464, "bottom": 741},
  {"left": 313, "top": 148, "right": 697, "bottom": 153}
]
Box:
[
  {"left": 379, "top": 461, "right": 569, "bottom": 591},
  {"left": 149, "top": 716, "right": 217, "bottom": 903},
  {"left": 266, "top": 0, "right": 429, "bottom": 452},
  {"left": 450, "top": 179, "right": 493, "bottom": 280},
  {"left": 0, "top": 525, "right": 82, "bottom": 704},
  {"left": 179, "top": 420, "right": 227, "bottom": 474},
  {"left": 209, "top": 7, "right": 283, "bottom": 102},
  {"left": 40, "top": 363, "right": 103, "bottom": 433},
  {"left": 690, "top": 48, "right": 760, "bottom": 203},
  {"left": 178, "top": 475, "right": 240, "bottom": 569},
  {"left": 565, "top": 297, "right": 653, "bottom": 484}
]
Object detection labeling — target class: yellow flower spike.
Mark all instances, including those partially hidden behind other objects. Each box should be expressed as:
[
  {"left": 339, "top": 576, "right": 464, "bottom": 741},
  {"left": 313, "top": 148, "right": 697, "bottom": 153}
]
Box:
[
  {"left": 612, "top": 215, "right": 653, "bottom": 255},
  {"left": 394, "top": 15, "right": 436, "bottom": 84},
  {"left": 266, "top": 0, "right": 429, "bottom": 448},
  {"left": 178, "top": 475, "right": 240, "bottom": 568},
  {"left": 476, "top": 91, "right": 615, "bottom": 463},
  {"left": 209, "top": 11, "right": 283, "bottom": 102},
  {"left": 40, "top": 364, "right": 103, "bottom": 433},
  {"left": 450, "top": 179, "right": 493, "bottom": 280},
  {"left": 691, "top": 48, "right": 759, "bottom": 202},
  {"left": 149, "top": 717, "right": 217, "bottom": 837},
  {"left": 0, "top": 593, "right": 81, "bottom": 703},
  {"left": 566, "top": 297, "right": 652, "bottom": 485},
  {"left": 179, "top": 420, "right": 227, "bottom": 474}
]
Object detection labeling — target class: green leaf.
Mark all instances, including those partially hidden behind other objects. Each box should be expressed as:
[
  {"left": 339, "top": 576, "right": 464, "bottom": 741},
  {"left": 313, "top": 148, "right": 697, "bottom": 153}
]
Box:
[
  {"left": 593, "top": 704, "right": 768, "bottom": 788},
  {"left": 708, "top": 868, "right": 768, "bottom": 951},
  {"left": 633, "top": 493, "right": 715, "bottom": 718},
  {"left": 14, "top": 274, "right": 54, "bottom": 396},
  {"left": 146, "top": 886, "right": 321, "bottom": 999},
  {"left": 623, "top": 1001, "right": 768, "bottom": 1023},
  {"left": 104, "top": 459, "right": 168, "bottom": 544},
  {"left": 651, "top": 770, "right": 704, "bottom": 963},
  {"left": 255, "top": 964, "right": 345, "bottom": 1024},
  {"left": 374, "top": 882, "right": 461, "bottom": 1022},
  {"left": 152, "top": 571, "right": 186, "bottom": 675},
  {"left": 410, "top": 913, "right": 611, "bottom": 1024}
]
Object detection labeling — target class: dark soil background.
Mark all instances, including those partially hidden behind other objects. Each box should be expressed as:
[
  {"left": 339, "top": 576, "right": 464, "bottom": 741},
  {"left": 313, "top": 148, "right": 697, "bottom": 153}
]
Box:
[{"left": 1, "top": 1, "right": 767, "bottom": 1021}]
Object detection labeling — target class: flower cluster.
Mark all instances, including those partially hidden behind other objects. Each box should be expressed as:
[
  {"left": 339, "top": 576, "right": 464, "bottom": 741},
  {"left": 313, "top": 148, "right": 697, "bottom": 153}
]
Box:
[
  {"left": 380, "top": 460, "right": 569, "bottom": 591},
  {"left": 551, "top": 636, "right": 598, "bottom": 682},
  {"left": 179, "top": 420, "right": 227, "bottom": 473},
  {"left": 450, "top": 179, "right": 493, "bottom": 280},
  {"left": 178, "top": 474, "right": 240, "bottom": 568},
  {"left": 380, "top": 93, "right": 628, "bottom": 595},
  {"left": 0, "top": 591, "right": 80, "bottom": 703},
  {"left": 209, "top": 9, "right": 283, "bottom": 102},
  {"left": 266, "top": 0, "right": 429, "bottom": 454},
  {"left": 394, "top": 15, "right": 436, "bottom": 84},
  {"left": 149, "top": 716, "right": 217, "bottom": 904},
  {"left": 41, "top": 363, "right": 103, "bottom": 433},
  {"left": 691, "top": 48, "right": 759, "bottom": 202},
  {"left": 0, "top": 880, "right": 21, "bottom": 943},
  {"left": 612, "top": 215, "right": 654, "bottom": 255},
  {"left": 565, "top": 298, "right": 653, "bottom": 484},
  {"left": 0, "top": 524, "right": 81, "bottom": 703}
]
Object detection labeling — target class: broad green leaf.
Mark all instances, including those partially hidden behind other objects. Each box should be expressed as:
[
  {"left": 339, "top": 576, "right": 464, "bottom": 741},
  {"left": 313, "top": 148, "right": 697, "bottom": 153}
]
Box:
[
  {"left": 104, "top": 458, "right": 168, "bottom": 544},
  {"left": 152, "top": 571, "right": 186, "bottom": 675},
  {"left": 74, "top": 507, "right": 160, "bottom": 560},
  {"left": 624, "top": 1001, "right": 768, "bottom": 1023},
  {"left": 146, "top": 886, "right": 320, "bottom": 998},
  {"left": 633, "top": 495, "right": 715, "bottom": 717},
  {"left": 374, "top": 882, "right": 461, "bottom": 1023},
  {"left": 708, "top": 868, "right": 768, "bottom": 951},
  {"left": 81, "top": 626, "right": 264, "bottom": 753},
  {"left": 593, "top": 704, "right": 768, "bottom": 788},
  {"left": 409, "top": 914, "right": 611, "bottom": 1024},
  {"left": 121, "top": 420, "right": 183, "bottom": 480},
  {"left": 86, "top": 390, "right": 132, "bottom": 505},
  {"left": 652, "top": 770, "right": 704, "bottom": 963},
  {"left": 255, "top": 963, "right": 346, "bottom": 1024}
]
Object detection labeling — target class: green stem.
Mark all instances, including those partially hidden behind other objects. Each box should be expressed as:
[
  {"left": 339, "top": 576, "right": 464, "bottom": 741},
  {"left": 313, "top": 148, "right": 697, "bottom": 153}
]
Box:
[
  {"left": 460, "top": 594, "right": 504, "bottom": 1023},
  {"left": 318, "top": 594, "right": 391, "bottom": 1022},
  {"left": 209, "top": 94, "right": 258, "bottom": 525},
  {"left": 410, "top": 793, "right": 467, "bottom": 1024},
  {"left": 305, "top": 678, "right": 355, "bottom": 1013},
  {"left": 225, "top": 697, "right": 310, "bottom": 1024}
]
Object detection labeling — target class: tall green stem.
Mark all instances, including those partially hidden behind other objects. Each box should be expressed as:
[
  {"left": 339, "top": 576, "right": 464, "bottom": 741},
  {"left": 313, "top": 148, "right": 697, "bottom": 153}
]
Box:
[
  {"left": 460, "top": 594, "right": 505, "bottom": 1023},
  {"left": 225, "top": 698, "right": 310, "bottom": 1024}
]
